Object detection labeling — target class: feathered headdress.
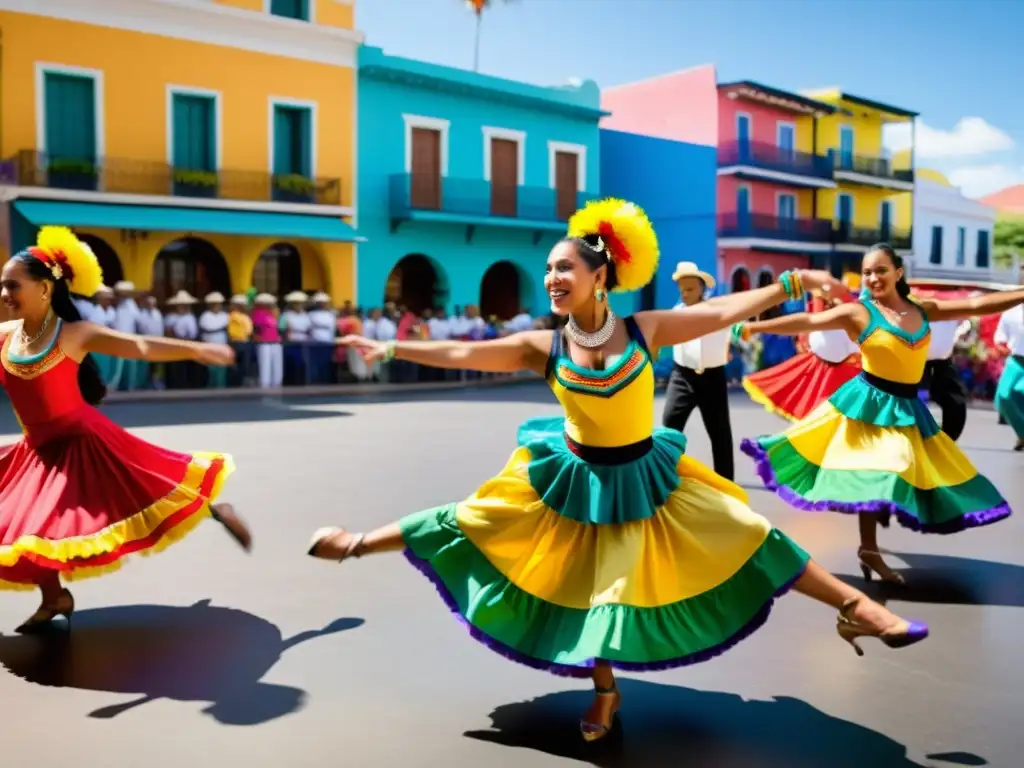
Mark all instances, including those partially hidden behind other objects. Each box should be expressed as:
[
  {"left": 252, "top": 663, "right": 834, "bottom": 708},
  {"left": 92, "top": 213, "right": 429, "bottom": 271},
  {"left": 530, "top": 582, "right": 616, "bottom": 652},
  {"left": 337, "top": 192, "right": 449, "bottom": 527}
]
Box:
[
  {"left": 567, "top": 198, "right": 659, "bottom": 293},
  {"left": 27, "top": 226, "right": 104, "bottom": 298}
]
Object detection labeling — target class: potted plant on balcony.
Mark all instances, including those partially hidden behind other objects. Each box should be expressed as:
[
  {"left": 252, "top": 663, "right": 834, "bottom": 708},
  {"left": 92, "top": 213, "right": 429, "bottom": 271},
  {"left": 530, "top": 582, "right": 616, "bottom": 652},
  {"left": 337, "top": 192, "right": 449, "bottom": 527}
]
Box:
[
  {"left": 172, "top": 168, "right": 219, "bottom": 199},
  {"left": 272, "top": 173, "right": 316, "bottom": 204},
  {"left": 48, "top": 157, "right": 99, "bottom": 192}
]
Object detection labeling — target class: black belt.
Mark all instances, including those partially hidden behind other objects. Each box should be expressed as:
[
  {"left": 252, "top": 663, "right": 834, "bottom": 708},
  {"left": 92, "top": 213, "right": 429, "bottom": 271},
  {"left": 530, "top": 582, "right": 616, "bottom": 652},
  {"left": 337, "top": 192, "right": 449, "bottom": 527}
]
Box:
[
  {"left": 861, "top": 371, "right": 920, "bottom": 398},
  {"left": 564, "top": 434, "right": 653, "bottom": 465}
]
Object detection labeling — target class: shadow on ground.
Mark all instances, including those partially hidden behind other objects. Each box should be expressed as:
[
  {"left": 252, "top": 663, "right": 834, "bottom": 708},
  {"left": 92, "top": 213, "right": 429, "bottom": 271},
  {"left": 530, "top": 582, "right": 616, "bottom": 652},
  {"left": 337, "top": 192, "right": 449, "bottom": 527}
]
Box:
[
  {"left": 836, "top": 552, "right": 1024, "bottom": 608},
  {"left": 464, "top": 679, "right": 984, "bottom": 767},
  {"left": 0, "top": 599, "right": 363, "bottom": 725}
]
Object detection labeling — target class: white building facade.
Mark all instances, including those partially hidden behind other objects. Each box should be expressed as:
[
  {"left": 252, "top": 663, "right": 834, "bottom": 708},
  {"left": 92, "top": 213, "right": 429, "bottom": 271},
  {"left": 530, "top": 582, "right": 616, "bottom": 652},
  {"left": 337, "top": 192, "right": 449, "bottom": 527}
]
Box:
[{"left": 908, "top": 177, "right": 1014, "bottom": 283}]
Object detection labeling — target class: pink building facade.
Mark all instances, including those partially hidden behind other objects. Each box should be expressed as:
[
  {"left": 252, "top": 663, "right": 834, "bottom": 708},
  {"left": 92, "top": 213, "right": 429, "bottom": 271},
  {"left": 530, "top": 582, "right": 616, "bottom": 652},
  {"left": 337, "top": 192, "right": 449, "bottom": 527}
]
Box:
[{"left": 603, "top": 72, "right": 838, "bottom": 293}]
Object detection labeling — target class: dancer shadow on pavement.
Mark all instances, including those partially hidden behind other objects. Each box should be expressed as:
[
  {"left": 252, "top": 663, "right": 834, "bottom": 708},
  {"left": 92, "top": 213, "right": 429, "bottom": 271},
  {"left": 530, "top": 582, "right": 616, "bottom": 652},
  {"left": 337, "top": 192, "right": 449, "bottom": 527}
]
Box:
[
  {"left": 0, "top": 598, "right": 363, "bottom": 725},
  {"left": 836, "top": 551, "right": 1024, "bottom": 608},
  {"left": 464, "top": 679, "right": 981, "bottom": 768}
]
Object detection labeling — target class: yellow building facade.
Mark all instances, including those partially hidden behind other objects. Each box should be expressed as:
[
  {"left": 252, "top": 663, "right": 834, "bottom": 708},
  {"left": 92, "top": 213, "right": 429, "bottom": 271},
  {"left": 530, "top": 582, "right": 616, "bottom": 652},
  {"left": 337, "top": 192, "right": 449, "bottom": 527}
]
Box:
[
  {"left": 802, "top": 89, "right": 917, "bottom": 267},
  {"left": 0, "top": 0, "right": 361, "bottom": 304}
]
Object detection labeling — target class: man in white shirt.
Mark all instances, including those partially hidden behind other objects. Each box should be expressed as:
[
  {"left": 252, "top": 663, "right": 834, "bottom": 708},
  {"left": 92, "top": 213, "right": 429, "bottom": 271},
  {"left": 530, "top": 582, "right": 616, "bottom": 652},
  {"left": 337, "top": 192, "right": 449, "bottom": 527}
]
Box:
[
  {"left": 922, "top": 319, "right": 970, "bottom": 441},
  {"left": 662, "top": 262, "right": 735, "bottom": 480},
  {"left": 994, "top": 305, "right": 1024, "bottom": 449},
  {"left": 307, "top": 292, "right": 337, "bottom": 384},
  {"left": 199, "top": 292, "right": 230, "bottom": 388}
]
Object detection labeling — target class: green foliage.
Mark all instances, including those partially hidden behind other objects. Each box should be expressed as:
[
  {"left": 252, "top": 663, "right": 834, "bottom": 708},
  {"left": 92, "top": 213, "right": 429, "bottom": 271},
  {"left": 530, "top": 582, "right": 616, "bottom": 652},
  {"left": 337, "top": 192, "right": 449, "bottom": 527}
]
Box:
[
  {"left": 994, "top": 215, "right": 1024, "bottom": 266},
  {"left": 173, "top": 169, "right": 218, "bottom": 187}
]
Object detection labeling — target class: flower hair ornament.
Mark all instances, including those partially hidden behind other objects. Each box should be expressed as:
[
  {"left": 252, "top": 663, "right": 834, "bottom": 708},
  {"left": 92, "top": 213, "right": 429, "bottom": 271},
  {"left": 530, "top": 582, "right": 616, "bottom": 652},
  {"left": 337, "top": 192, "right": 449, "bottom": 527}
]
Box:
[
  {"left": 26, "top": 226, "right": 104, "bottom": 298},
  {"left": 567, "top": 198, "right": 659, "bottom": 293}
]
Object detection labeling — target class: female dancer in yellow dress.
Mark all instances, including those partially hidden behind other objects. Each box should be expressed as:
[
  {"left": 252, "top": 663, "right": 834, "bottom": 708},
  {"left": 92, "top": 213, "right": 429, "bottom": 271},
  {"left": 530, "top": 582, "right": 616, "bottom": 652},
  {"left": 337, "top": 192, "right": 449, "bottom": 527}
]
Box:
[
  {"left": 740, "top": 244, "right": 1019, "bottom": 584},
  {"left": 0, "top": 228, "right": 251, "bottom": 631},
  {"left": 310, "top": 201, "right": 928, "bottom": 742}
]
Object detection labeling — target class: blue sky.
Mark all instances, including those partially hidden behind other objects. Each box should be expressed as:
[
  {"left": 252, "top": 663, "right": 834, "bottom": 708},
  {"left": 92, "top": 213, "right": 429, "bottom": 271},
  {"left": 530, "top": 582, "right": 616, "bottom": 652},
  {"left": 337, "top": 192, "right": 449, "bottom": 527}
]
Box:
[{"left": 358, "top": 0, "right": 1022, "bottom": 199}]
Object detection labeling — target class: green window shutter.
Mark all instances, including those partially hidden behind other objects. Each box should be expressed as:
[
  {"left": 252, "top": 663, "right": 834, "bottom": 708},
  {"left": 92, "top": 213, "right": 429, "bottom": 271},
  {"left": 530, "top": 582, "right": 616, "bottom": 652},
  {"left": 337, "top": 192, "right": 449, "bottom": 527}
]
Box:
[
  {"left": 43, "top": 73, "right": 96, "bottom": 161},
  {"left": 270, "top": 0, "right": 308, "bottom": 20},
  {"left": 272, "top": 106, "right": 312, "bottom": 177},
  {"left": 172, "top": 94, "right": 215, "bottom": 171},
  {"left": 273, "top": 106, "right": 294, "bottom": 175},
  {"left": 299, "top": 108, "right": 312, "bottom": 177}
]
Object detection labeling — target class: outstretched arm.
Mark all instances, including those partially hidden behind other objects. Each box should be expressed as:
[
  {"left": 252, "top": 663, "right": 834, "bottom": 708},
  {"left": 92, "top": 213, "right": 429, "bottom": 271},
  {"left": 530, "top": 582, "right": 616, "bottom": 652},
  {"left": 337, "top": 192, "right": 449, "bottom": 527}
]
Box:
[
  {"left": 743, "top": 304, "right": 863, "bottom": 337},
  {"left": 345, "top": 330, "right": 552, "bottom": 375},
  {"left": 638, "top": 269, "right": 844, "bottom": 349},
  {"left": 922, "top": 288, "right": 1024, "bottom": 322},
  {"left": 64, "top": 322, "right": 229, "bottom": 364}
]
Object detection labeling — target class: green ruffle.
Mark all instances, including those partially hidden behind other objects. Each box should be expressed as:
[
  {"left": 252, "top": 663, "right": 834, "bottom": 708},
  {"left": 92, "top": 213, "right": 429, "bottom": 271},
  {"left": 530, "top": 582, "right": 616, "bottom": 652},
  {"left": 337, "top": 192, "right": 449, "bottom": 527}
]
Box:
[
  {"left": 757, "top": 436, "right": 1006, "bottom": 525},
  {"left": 516, "top": 416, "right": 687, "bottom": 525},
  {"left": 400, "top": 503, "right": 809, "bottom": 670},
  {"left": 828, "top": 376, "right": 939, "bottom": 438}
]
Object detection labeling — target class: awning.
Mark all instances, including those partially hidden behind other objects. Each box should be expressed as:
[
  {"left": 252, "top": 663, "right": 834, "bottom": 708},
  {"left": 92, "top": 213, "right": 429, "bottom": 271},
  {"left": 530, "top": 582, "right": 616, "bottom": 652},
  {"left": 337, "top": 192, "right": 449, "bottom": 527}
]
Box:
[{"left": 13, "top": 200, "right": 364, "bottom": 242}]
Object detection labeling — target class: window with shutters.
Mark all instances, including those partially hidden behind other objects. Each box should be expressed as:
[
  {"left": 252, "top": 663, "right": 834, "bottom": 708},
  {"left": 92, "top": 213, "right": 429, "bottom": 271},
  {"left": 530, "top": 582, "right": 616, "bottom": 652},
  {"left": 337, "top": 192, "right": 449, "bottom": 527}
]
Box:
[
  {"left": 272, "top": 104, "right": 314, "bottom": 202},
  {"left": 554, "top": 151, "right": 579, "bottom": 220},
  {"left": 171, "top": 92, "right": 218, "bottom": 198},
  {"left": 270, "top": 0, "right": 309, "bottom": 21},
  {"left": 43, "top": 71, "right": 99, "bottom": 191},
  {"left": 410, "top": 127, "right": 442, "bottom": 210}
]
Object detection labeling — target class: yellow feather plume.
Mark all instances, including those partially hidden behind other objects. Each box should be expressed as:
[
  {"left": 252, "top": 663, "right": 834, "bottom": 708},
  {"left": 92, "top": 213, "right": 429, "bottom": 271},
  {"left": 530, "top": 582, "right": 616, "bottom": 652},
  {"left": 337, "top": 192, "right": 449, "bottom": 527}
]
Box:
[
  {"left": 36, "top": 226, "right": 104, "bottom": 298},
  {"left": 567, "top": 198, "right": 659, "bottom": 293}
]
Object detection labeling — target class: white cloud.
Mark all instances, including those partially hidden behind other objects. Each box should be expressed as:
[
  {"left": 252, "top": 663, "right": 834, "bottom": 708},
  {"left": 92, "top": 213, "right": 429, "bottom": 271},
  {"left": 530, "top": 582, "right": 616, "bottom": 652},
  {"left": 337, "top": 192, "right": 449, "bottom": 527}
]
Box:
[
  {"left": 885, "top": 117, "right": 1014, "bottom": 159},
  {"left": 946, "top": 164, "right": 1024, "bottom": 199}
]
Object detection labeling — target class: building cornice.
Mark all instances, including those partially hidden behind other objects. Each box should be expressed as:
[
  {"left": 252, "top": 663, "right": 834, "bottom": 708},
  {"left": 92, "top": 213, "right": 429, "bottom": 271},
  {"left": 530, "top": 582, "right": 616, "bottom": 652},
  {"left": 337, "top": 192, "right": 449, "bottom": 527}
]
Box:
[{"left": 0, "top": 0, "right": 363, "bottom": 68}]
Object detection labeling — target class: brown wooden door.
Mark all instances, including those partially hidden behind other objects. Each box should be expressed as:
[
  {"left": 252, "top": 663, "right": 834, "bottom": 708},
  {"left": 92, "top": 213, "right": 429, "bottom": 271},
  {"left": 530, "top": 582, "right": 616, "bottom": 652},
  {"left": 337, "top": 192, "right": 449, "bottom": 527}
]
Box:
[
  {"left": 490, "top": 138, "right": 518, "bottom": 217},
  {"left": 555, "top": 151, "right": 579, "bottom": 220},
  {"left": 410, "top": 127, "right": 441, "bottom": 210}
]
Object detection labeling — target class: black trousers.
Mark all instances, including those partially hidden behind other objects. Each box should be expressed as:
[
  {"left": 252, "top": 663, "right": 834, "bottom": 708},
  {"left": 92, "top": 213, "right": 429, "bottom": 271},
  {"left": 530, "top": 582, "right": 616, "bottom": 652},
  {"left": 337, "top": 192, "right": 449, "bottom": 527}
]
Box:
[
  {"left": 923, "top": 359, "right": 967, "bottom": 441},
  {"left": 662, "top": 363, "right": 734, "bottom": 480}
]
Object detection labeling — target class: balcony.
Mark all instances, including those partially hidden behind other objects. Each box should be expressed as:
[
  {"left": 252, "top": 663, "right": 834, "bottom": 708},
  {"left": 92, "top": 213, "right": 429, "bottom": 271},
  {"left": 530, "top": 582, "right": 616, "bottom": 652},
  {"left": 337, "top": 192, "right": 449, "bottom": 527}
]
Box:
[
  {"left": 388, "top": 173, "right": 597, "bottom": 243},
  {"left": 831, "top": 224, "right": 912, "bottom": 251},
  {"left": 718, "top": 212, "right": 833, "bottom": 251},
  {"left": 7, "top": 150, "right": 343, "bottom": 208},
  {"left": 830, "top": 151, "right": 914, "bottom": 190},
  {"left": 718, "top": 141, "right": 835, "bottom": 187}
]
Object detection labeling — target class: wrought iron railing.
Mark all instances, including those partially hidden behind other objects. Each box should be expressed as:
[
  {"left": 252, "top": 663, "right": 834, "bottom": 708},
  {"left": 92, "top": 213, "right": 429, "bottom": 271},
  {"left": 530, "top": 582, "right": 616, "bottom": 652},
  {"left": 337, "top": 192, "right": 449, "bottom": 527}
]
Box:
[
  {"left": 718, "top": 212, "right": 833, "bottom": 242},
  {"left": 7, "top": 150, "right": 343, "bottom": 206},
  {"left": 718, "top": 140, "right": 833, "bottom": 180},
  {"left": 830, "top": 151, "right": 914, "bottom": 184},
  {"left": 832, "top": 224, "right": 912, "bottom": 250}
]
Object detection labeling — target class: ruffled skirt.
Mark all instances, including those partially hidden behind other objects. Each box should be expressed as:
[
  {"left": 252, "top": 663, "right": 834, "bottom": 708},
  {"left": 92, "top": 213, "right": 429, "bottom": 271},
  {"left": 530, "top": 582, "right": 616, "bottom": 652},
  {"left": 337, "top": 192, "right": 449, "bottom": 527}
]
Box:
[
  {"left": 741, "top": 374, "right": 1012, "bottom": 533},
  {"left": 994, "top": 355, "right": 1024, "bottom": 438},
  {"left": 0, "top": 406, "right": 232, "bottom": 589},
  {"left": 399, "top": 416, "right": 809, "bottom": 677},
  {"left": 744, "top": 352, "right": 861, "bottom": 422}
]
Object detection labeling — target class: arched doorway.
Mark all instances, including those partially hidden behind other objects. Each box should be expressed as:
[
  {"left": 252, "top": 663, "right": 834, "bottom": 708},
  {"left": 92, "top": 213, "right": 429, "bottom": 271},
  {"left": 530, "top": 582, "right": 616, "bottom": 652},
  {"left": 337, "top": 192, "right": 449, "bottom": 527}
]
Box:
[
  {"left": 383, "top": 254, "right": 448, "bottom": 313},
  {"left": 151, "top": 238, "right": 231, "bottom": 304},
  {"left": 479, "top": 260, "right": 530, "bottom": 320},
  {"left": 253, "top": 243, "right": 303, "bottom": 298},
  {"left": 76, "top": 234, "right": 123, "bottom": 288},
  {"left": 730, "top": 266, "right": 751, "bottom": 293},
  {"left": 757, "top": 268, "right": 774, "bottom": 288}
]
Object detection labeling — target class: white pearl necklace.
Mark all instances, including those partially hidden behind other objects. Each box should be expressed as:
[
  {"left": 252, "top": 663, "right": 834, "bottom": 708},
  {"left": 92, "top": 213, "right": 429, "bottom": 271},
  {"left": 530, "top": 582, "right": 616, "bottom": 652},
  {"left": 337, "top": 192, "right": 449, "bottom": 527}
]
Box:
[{"left": 565, "top": 310, "right": 616, "bottom": 348}]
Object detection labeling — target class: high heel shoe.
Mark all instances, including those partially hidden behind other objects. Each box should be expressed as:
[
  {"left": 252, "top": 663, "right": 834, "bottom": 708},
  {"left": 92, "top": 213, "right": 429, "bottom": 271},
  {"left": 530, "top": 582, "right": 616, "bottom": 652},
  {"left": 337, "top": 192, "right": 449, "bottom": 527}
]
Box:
[
  {"left": 580, "top": 684, "right": 621, "bottom": 742},
  {"left": 16, "top": 589, "right": 75, "bottom": 634},
  {"left": 211, "top": 503, "right": 253, "bottom": 552},
  {"left": 858, "top": 548, "right": 905, "bottom": 585},
  {"left": 835, "top": 596, "right": 928, "bottom": 656},
  {"left": 307, "top": 528, "right": 366, "bottom": 562}
]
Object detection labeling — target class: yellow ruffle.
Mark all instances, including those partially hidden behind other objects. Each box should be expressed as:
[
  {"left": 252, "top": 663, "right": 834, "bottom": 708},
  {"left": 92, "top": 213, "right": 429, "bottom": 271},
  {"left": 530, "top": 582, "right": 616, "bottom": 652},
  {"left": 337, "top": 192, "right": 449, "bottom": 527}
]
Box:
[
  {"left": 0, "top": 451, "right": 233, "bottom": 591},
  {"left": 784, "top": 403, "right": 976, "bottom": 489},
  {"left": 455, "top": 452, "right": 768, "bottom": 610},
  {"left": 742, "top": 377, "right": 797, "bottom": 422}
]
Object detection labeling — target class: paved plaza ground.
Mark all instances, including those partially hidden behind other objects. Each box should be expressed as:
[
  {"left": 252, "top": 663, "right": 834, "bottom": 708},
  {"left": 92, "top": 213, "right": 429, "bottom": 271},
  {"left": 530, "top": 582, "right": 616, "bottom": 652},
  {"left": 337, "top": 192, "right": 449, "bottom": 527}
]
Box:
[{"left": 0, "top": 385, "right": 1019, "bottom": 767}]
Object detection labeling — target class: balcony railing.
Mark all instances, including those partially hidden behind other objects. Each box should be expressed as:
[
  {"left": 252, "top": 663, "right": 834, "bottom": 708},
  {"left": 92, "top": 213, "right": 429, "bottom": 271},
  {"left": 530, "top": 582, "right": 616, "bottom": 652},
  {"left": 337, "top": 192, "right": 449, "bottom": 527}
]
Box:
[
  {"left": 389, "top": 173, "right": 596, "bottom": 224},
  {"left": 718, "top": 212, "right": 833, "bottom": 243},
  {"left": 8, "top": 150, "right": 343, "bottom": 206},
  {"left": 830, "top": 151, "right": 914, "bottom": 185},
  {"left": 718, "top": 140, "right": 834, "bottom": 181},
  {"left": 832, "top": 224, "right": 912, "bottom": 250}
]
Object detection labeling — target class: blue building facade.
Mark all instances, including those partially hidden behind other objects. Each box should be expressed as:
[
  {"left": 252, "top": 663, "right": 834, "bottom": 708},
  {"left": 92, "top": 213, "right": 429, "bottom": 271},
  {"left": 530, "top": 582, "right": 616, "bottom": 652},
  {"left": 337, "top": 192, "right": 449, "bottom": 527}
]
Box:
[
  {"left": 599, "top": 129, "right": 718, "bottom": 311},
  {"left": 356, "top": 46, "right": 605, "bottom": 318}
]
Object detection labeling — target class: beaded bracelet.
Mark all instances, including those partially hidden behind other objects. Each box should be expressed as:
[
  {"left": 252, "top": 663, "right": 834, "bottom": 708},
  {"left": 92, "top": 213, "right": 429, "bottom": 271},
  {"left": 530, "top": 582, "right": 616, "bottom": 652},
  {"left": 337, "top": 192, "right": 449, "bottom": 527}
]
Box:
[
  {"left": 778, "top": 271, "right": 795, "bottom": 299},
  {"left": 731, "top": 323, "right": 750, "bottom": 343}
]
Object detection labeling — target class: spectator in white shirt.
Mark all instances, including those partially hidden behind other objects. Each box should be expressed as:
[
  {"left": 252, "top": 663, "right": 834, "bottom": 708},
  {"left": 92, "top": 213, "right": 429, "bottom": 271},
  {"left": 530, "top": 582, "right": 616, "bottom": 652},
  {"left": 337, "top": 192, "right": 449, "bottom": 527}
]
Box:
[
  {"left": 922, "top": 319, "right": 971, "bottom": 441},
  {"left": 308, "top": 292, "right": 337, "bottom": 384},
  {"left": 90, "top": 285, "right": 118, "bottom": 386},
  {"left": 662, "top": 261, "right": 735, "bottom": 480},
  {"left": 994, "top": 304, "right": 1024, "bottom": 450},
  {"left": 135, "top": 294, "right": 164, "bottom": 389},
  {"left": 370, "top": 308, "right": 397, "bottom": 382},
  {"left": 281, "top": 290, "right": 312, "bottom": 385},
  {"left": 504, "top": 308, "right": 534, "bottom": 334},
  {"left": 199, "top": 292, "right": 230, "bottom": 389},
  {"left": 164, "top": 290, "right": 199, "bottom": 389}
]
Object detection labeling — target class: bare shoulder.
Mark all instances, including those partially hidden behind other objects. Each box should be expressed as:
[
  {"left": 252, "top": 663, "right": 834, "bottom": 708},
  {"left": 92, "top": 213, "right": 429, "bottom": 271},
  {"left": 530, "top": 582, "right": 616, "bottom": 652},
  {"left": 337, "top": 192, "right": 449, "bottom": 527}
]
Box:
[{"left": 512, "top": 329, "right": 556, "bottom": 356}]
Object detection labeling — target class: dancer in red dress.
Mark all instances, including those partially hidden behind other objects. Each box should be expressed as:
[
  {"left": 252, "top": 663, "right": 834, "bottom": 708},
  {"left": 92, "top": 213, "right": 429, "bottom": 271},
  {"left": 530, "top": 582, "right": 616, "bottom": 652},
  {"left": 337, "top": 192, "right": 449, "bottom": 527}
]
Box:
[
  {"left": 0, "top": 227, "right": 251, "bottom": 632},
  {"left": 741, "top": 291, "right": 861, "bottom": 422}
]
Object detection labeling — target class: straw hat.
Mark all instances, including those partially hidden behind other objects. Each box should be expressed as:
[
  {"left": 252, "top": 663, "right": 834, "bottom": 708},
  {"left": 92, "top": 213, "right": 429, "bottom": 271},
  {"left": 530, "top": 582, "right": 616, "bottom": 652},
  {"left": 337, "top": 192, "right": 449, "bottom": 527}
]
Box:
[
  {"left": 204, "top": 291, "right": 225, "bottom": 304},
  {"left": 114, "top": 280, "right": 135, "bottom": 293},
  {"left": 229, "top": 294, "right": 248, "bottom": 305},
  {"left": 671, "top": 261, "right": 716, "bottom": 288},
  {"left": 312, "top": 291, "right": 331, "bottom": 303},
  {"left": 166, "top": 290, "right": 198, "bottom": 305},
  {"left": 94, "top": 285, "right": 113, "bottom": 296},
  {"left": 284, "top": 290, "right": 308, "bottom": 304},
  {"left": 254, "top": 293, "right": 276, "bottom": 305}
]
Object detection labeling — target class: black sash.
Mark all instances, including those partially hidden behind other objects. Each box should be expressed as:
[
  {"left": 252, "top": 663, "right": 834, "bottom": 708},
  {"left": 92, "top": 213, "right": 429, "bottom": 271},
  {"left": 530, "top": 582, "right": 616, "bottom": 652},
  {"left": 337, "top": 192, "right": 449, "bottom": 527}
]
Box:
[
  {"left": 564, "top": 434, "right": 653, "bottom": 465},
  {"left": 860, "top": 371, "right": 920, "bottom": 399}
]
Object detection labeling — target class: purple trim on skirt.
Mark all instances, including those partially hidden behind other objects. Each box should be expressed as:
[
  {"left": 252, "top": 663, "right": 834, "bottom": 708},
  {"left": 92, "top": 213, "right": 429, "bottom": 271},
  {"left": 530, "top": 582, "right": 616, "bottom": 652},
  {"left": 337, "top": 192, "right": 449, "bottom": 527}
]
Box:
[
  {"left": 740, "top": 438, "right": 1012, "bottom": 534},
  {"left": 402, "top": 548, "right": 806, "bottom": 679}
]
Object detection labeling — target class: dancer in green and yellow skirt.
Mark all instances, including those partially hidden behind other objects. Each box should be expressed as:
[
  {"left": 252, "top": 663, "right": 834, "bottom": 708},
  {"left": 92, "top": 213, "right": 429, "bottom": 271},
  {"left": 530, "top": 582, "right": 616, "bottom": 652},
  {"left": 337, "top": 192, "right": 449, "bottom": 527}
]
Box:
[
  {"left": 741, "top": 244, "right": 1021, "bottom": 585},
  {"left": 310, "top": 201, "right": 928, "bottom": 742}
]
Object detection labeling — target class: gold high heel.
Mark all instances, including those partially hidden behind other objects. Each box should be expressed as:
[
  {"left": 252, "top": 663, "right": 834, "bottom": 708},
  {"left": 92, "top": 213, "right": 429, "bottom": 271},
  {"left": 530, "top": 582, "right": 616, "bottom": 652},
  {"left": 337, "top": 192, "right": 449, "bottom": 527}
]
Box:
[
  {"left": 835, "top": 596, "right": 929, "bottom": 656},
  {"left": 857, "top": 547, "right": 905, "bottom": 585},
  {"left": 580, "top": 684, "right": 621, "bottom": 742},
  {"left": 307, "top": 528, "right": 366, "bottom": 562},
  {"left": 16, "top": 589, "right": 75, "bottom": 634}
]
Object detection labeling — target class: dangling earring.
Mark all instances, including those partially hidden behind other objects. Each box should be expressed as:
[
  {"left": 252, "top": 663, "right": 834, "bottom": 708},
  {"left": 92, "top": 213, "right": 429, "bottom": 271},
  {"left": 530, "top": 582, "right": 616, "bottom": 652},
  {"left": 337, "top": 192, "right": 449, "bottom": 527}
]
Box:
[{"left": 595, "top": 287, "right": 605, "bottom": 302}]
